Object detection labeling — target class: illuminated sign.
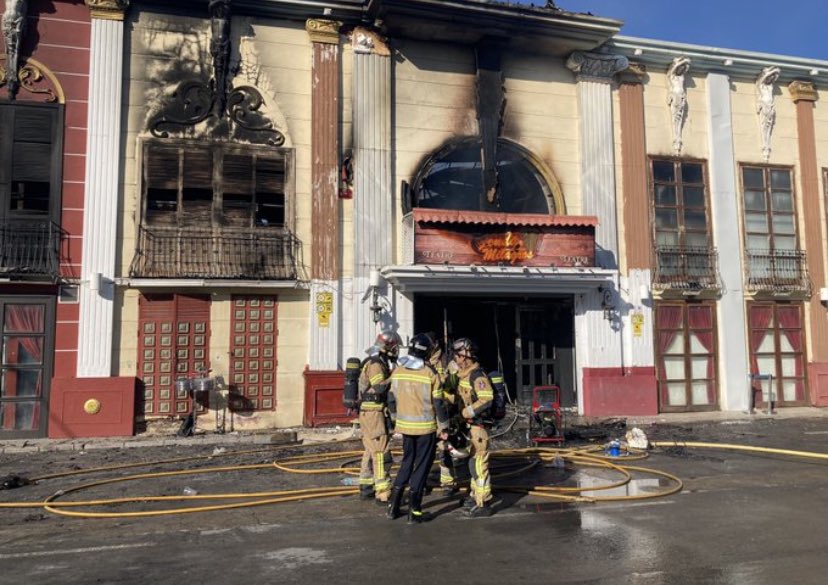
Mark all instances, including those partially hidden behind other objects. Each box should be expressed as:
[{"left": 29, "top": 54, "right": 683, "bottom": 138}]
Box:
[{"left": 471, "top": 232, "right": 537, "bottom": 264}]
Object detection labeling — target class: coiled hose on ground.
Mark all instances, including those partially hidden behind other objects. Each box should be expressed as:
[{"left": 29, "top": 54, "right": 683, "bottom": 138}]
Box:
[{"left": 0, "top": 439, "right": 824, "bottom": 519}]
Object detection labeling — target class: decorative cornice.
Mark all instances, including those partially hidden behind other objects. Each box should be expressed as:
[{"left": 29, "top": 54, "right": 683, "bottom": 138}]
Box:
[
  {"left": 667, "top": 56, "right": 690, "bottom": 155},
  {"left": 306, "top": 19, "right": 341, "bottom": 44},
  {"left": 351, "top": 27, "right": 390, "bottom": 57},
  {"left": 756, "top": 66, "right": 780, "bottom": 162},
  {"left": 84, "top": 0, "right": 129, "bottom": 21},
  {"left": 788, "top": 80, "right": 818, "bottom": 103},
  {"left": 566, "top": 51, "right": 628, "bottom": 82}
]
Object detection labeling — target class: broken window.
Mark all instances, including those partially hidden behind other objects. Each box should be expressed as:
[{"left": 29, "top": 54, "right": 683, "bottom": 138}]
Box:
[
  {"left": 142, "top": 141, "right": 290, "bottom": 229},
  {"left": 413, "top": 138, "right": 553, "bottom": 214}
]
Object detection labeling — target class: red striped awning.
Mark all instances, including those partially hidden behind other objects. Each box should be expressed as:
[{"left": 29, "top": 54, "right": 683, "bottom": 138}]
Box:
[{"left": 412, "top": 208, "right": 598, "bottom": 228}]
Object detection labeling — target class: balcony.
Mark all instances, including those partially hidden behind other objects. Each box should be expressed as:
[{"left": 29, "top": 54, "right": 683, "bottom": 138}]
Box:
[
  {"left": 744, "top": 249, "right": 810, "bottom": 295},
  {"left": 129, "top": 226, "right": 302, "bottom": 280},
  {"left": 0, "top": 218, "right": 64, "bottom": 281},
  {"left": 653, "top": 245, "right": 722, "bottom": 293}
]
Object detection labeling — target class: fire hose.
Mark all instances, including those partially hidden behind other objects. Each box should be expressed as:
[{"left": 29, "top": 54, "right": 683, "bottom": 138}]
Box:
[{"left": 0, "top": 440, "right": 825, "bottom": 519}]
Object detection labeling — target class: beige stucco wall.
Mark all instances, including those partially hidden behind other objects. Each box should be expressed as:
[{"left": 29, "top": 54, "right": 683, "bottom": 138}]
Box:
[
  {"left": 391, "top": 40, "right": 581, "bottom": 262},
  {"left": 116, "top": 11, "right": 316, "bottom": 427}
]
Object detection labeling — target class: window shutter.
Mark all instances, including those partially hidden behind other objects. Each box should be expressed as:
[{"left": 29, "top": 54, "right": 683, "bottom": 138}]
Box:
[
  {"left": 181, "top": 147, "right": 214, "bottom": 224},
  {"left": 255, "top": 155, "right": 286, "bottom": 227},
  {"left": 10, "top": 107, "right": 54, "bottom": 215},
  {"left": 146, "top": 145, "right": 180, "bottom": 225},
  {"left": 222, "top": 152, "right": 254, "bottom": 228}
]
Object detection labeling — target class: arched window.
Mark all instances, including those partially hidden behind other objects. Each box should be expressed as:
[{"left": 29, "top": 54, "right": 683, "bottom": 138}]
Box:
[{"left": 412, "top": 138, "right": 561, "bottom": 214}]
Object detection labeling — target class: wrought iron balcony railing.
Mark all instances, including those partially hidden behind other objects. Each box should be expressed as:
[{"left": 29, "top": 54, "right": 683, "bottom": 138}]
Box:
[
  {"left": 744, "top": 248, "right": 810, "bottom": 294},
  {"left": 0, "top": 217, "right": 65, "bottom": 281},
  {"left": 130, "top": 226, "right": 303, "bottom": 280},
  {"left": 653, "top": 245, "right": 722, "bottom": 292}
]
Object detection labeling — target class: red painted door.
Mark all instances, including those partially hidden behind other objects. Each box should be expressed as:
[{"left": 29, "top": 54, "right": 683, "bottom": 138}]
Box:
[{"left": 137, "top": 294, "right": 211, "bottom": 418}]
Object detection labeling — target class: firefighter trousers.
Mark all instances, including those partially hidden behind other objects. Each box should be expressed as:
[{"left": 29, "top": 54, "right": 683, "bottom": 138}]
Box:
[
  {"left": 437, "top": 439, "right": 457, "bottom": 488},
  {"left": 468, "top": 425, "right": 492, "bottom": 506},
  {"left": 393, "top": 432, "right": 438, "bottom": 508},
  {"left": 359, "top": 409, "right": 392, "bottom": 501}
]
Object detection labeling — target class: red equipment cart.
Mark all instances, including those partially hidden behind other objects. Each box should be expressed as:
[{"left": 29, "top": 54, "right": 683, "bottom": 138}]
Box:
[{"left": 528, "top": 385, "right": 564, "bottom": 444}]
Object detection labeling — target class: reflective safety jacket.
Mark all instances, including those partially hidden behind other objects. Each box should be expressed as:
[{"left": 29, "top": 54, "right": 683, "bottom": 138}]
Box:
[
  {"left": 456, "top": 361, "right": 494, "bottom": 422},
  {"left": 358, "top": 355, "right": 391, "bottom": 412},
  {"left": 388, "top": 356, "right": 449, "bottom": 435}
]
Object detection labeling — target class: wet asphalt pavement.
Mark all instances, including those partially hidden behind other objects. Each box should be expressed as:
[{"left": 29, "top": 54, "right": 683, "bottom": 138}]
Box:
[{"left": 1, "top": 416, "right": 828, "bottom": 585}]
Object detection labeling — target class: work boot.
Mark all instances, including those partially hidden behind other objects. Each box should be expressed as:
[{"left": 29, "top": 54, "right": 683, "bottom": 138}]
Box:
[
  {"left": 386, "top": 487, "right": 404, "bottom": 520},
  {"left": 461, "top": 496, "right": 475, "bottom": 510},
  {"left": 407, "top": 491, "right": 430, "bottom": 524},
  {"left": 441, "top": 484, "right": 460, "bottom": 497},
  {"left": 359, "top": 488, "right": 375, "bottom": 501},
  {"left": 465, "top": 504, "right": 493, "bottom": 518}
]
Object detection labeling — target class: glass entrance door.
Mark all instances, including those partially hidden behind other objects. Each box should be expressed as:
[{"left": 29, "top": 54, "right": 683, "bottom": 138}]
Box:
[{"left": 0, "top": 299, "right": 54, "bottom": 438}]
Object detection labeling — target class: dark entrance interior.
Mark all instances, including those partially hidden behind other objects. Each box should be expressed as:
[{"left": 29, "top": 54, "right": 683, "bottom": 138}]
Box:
[{"left": 414, "top": 295, "right": 575, "bottom": 407}]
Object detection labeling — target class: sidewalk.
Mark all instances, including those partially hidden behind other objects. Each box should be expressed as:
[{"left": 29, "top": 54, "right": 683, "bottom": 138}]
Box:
[{"left": 1, "top": 407, "right": 826, "bottom": 454}]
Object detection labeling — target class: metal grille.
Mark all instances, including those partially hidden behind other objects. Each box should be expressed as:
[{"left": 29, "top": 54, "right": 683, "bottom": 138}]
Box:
[
  {"left": 744, "top": 249, "right": 810, "bottom": 294},
  {"left": 0, "top": 218, "right": 64, "bottom": 281},
  {"left": 653, "top": 245, "right": 722, "bottom": 292},
  {"left": 130, "top": 226, "right": 302, "bottom": 280}
]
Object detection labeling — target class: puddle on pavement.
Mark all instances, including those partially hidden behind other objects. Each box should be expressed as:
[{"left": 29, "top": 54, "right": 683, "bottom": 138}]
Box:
[{"left": 518, "top": 469, "right": 674, "bottom": 511}]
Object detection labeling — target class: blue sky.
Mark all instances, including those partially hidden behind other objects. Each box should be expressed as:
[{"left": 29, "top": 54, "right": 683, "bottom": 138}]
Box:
[{"left": 515, "top": 1, "right": 828, "bottom": 61}]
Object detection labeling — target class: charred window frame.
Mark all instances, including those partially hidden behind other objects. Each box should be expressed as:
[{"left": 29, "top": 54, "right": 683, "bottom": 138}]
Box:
[
  {"left": 740, "top": 165, "right": 797, "bottom": 252},
  {"left": 412, "top": 138, "right": 556, "bottom": 214},
  {"left": 0, "top": 103, "right": 64, "bottom": 224},
  {"left": 649, "top": 158, "right": 710, "bottom": 248},
  {"left": 141, "top": 140, "right": 292, "bottom": 231}
]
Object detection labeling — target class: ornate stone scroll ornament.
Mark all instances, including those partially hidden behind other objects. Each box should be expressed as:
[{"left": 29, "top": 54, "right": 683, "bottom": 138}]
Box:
[
  {"left": 756, "top": 66, "right": 780, "bottom": 161},
  {"left": 227, "top": 85, "right": 285, "bottom": 146},
  {"left": 1, "top": 0, "right": 28, "bottom": 100},
  {"left": 209, "top": 0, "right": 232, "bottom": 117},
  {"left": 1, "top": 58, "right": 63, "bottom": 102},
  {"left": 565, "top": 51, "right": 629, "bottom": 82},
  {"left": 788, "top": 79, "right": 818, "bottom": 103},
  {"left": 666, "top": 56, "right": 690, "bottom": 155},
  {"left": 84, "top": 0, "right": 129, "bottom": 21},
  {"left": 150, "top": 80, "right": 216, "bottom": 138}
]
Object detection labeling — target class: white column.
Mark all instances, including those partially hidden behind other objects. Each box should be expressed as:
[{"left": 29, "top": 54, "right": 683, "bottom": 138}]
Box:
[
  {"left": 707, "top": 71, "right": 750, "bottom": 411},
  {"left": 77, "top": 14, "right": 126, "bottom": 377},
  {"left": 350, "top": 29, "right": 393, "bottom": 357},
  {"left": 309, "top": 281, "right": 340, "bottom": 369},
  {"left": 567, "top": 52, "right": 629, "bottom": 371}
]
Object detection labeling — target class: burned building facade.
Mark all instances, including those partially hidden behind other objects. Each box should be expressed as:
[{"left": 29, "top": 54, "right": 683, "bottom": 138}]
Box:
[{"left": 2, "top": 0, "right": 828, "bottom": 438}]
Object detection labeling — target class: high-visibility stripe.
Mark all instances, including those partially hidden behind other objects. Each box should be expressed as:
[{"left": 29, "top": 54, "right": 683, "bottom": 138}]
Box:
[
  {"left": 476, "top": 391, "right": 494, "bottom": 399},
  {"left": 360, "top": 403, "right": 384, "bottom": 411},
  {"left": 396, "top": 420, "right": 437, "bottom": 432},
  {"left": 393, "top": 373, "right": 432, "bottom": 384},
  {"left": 369, "top": 373, "right": 384, "bottom": 385},
  {"left": 490, "top": 376, "right": 503, "bottom": 384},
  {"left": 432, "top": 389, "right": 443, "bottom": 398},
  {"left": 459, "top": 380, "right": 472, "bottom": 389},
  {"left": 347, "top": 362, "right": 361, "bottom": 369},
  {"left": 359, "top": 478, "right": 374, "bottom": 485}
]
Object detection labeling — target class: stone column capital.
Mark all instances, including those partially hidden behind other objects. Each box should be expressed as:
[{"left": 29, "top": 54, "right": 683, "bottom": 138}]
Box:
[
  {"left": 85, "top": 0, "right": 129, "bottom": 21},
  {"left": 566, "top": 51, "right": 628, "bottom": 82},
  {"left": 351, "top": 27, "right": 390, "bottom": 57},
  {"left": 618, "top": 61, "right": 647, "bottom": 84},
  {"left": 788, "top": 80, "right": 818, "bottom": 103},
  {"left": 306, "top": 19, "right": 342, "bottom": 44}
]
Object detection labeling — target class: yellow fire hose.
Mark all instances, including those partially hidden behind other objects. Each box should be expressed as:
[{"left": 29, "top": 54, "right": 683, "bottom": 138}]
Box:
[{"left": 0, "top": 439, "right": 824, "bottom": 519}]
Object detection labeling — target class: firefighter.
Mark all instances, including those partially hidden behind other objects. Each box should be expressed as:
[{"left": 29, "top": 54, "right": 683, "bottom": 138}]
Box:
[
  {"left": 430, "top": 339, "right": 463, "bottom": 495},
  {"left": 356, "top": 330, "right": 400, "bottom": 504},
  {"left": 386, "top": 333, "right": 449, "bottom": 524},
  {"left": 451, "top": 337, "right": 494, "bottom": 518}
]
